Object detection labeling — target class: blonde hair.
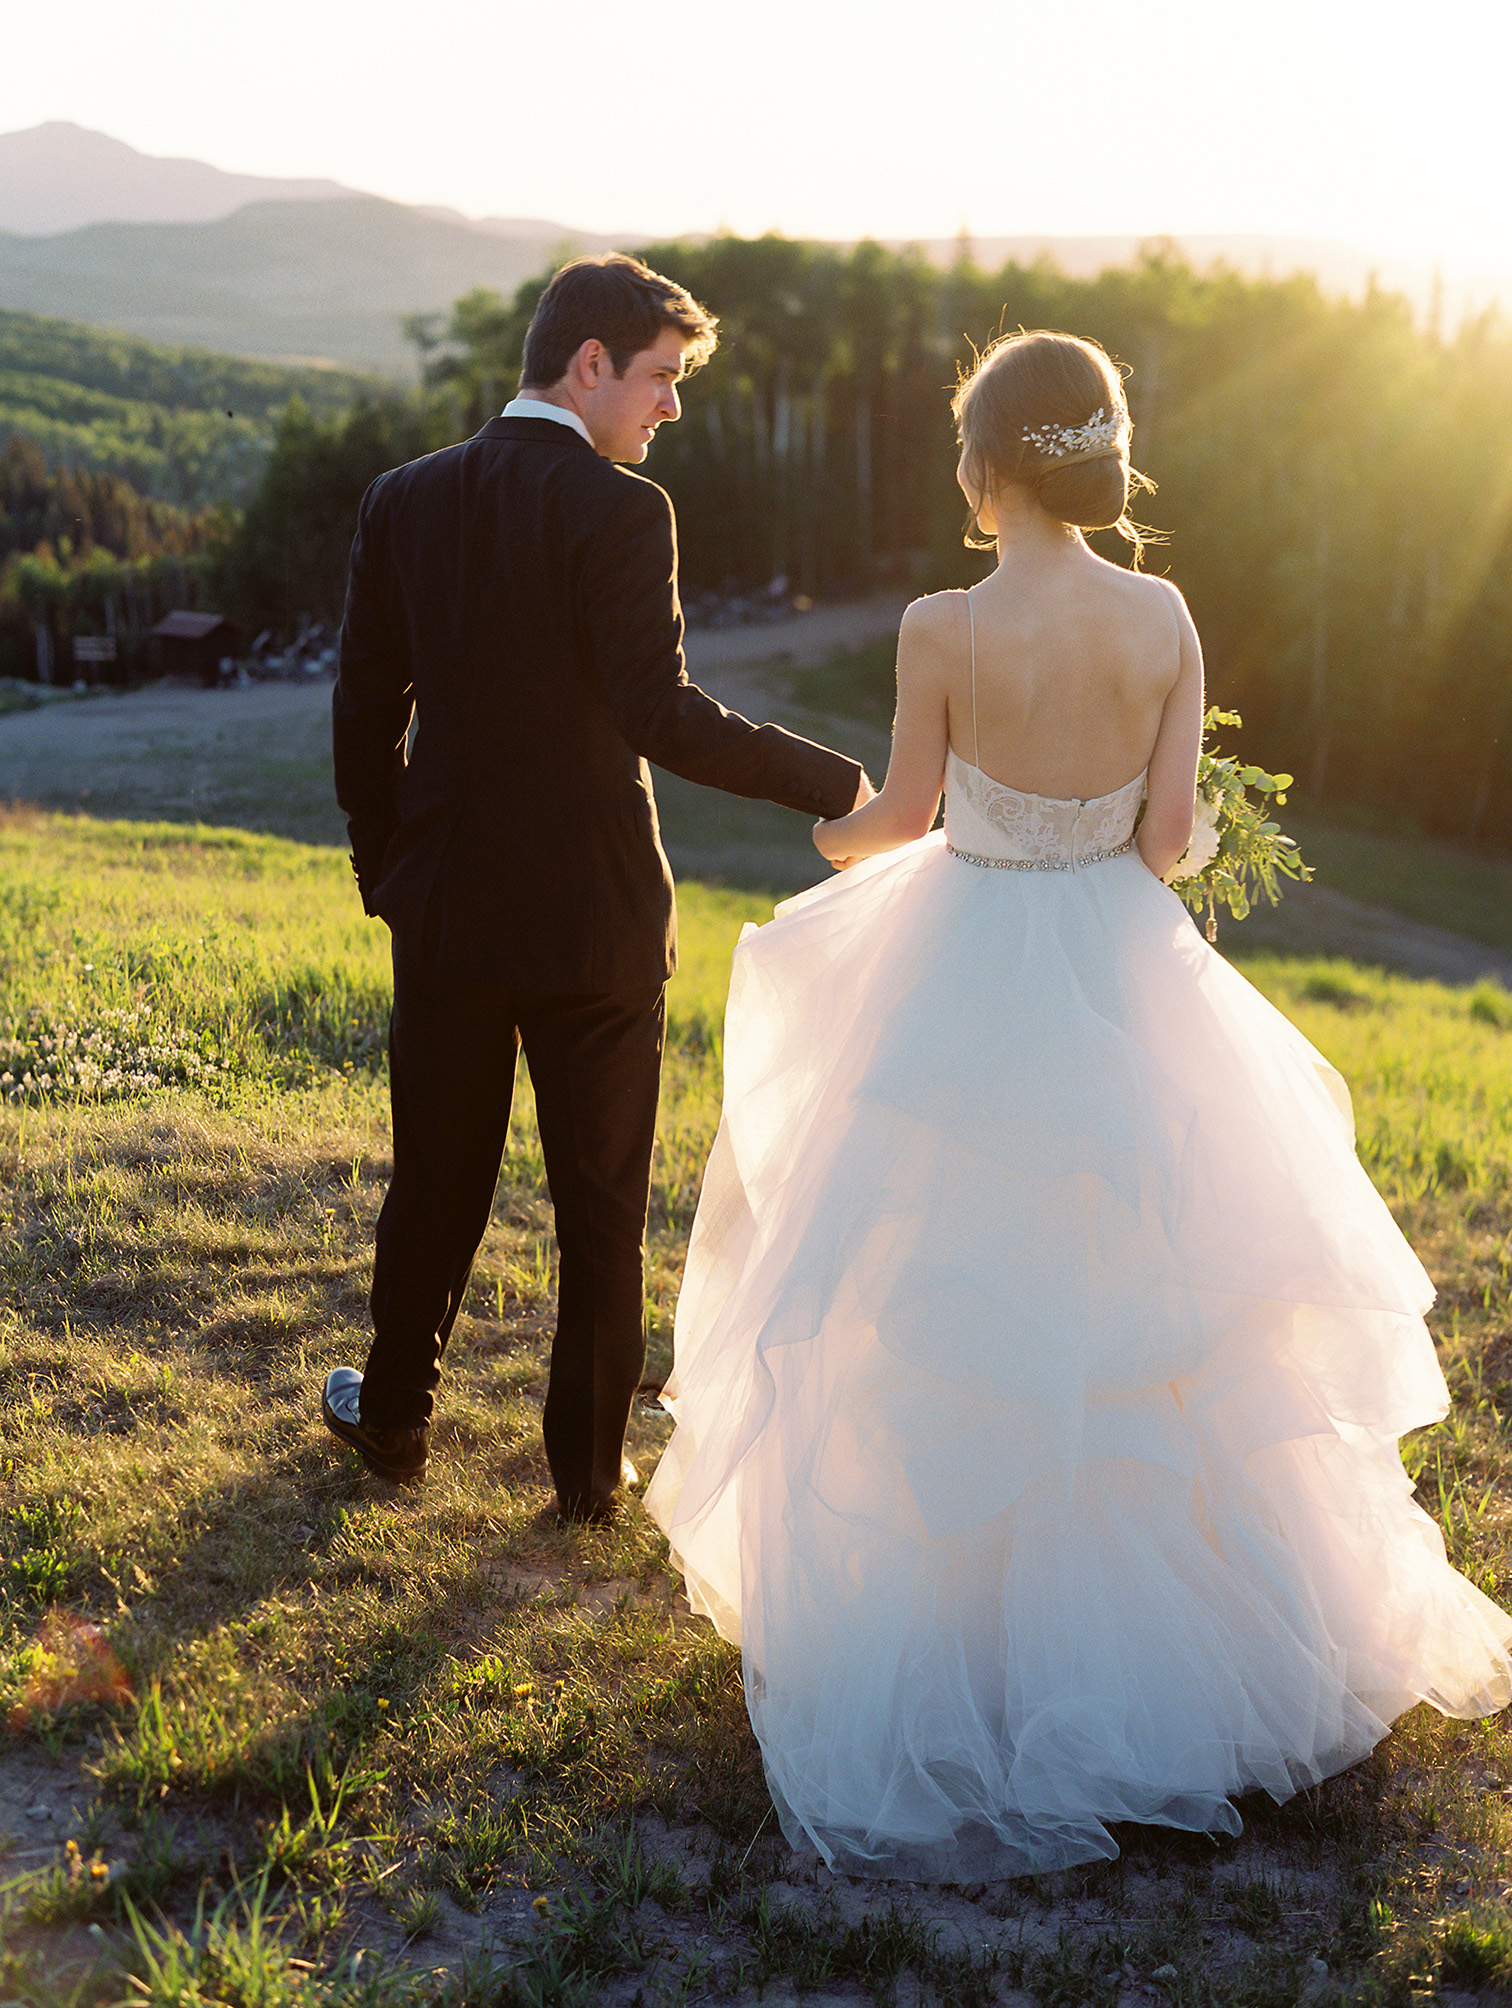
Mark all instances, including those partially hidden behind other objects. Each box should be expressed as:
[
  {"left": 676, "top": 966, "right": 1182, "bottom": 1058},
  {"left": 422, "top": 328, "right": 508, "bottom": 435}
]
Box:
[{"left": 952, "top": 329, "right": 1158, "bottom": 562}]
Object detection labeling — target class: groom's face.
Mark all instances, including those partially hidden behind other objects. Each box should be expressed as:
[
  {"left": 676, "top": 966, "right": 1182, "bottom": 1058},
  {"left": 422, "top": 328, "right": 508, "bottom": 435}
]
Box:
[{"left": 581, "top": 327, "right": 689, "bottom": 463}]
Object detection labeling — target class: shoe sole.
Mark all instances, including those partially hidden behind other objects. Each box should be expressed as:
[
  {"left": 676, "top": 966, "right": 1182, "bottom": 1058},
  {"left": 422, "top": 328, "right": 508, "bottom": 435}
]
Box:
[{"left": 321, "top": 1396, "right": 428, "bottom": 1484}]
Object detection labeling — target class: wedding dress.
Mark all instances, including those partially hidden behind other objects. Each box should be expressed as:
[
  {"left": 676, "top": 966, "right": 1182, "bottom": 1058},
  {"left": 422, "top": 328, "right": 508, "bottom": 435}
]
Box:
[{"left": 646, "top": 714, "right": 1512, "bottom": 1882}]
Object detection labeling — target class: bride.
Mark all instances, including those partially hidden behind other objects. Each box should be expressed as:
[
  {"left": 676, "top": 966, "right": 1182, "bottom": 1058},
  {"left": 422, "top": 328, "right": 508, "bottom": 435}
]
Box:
[{"left": 644, "top": 329, "right": 1512, "bottom": 1881}]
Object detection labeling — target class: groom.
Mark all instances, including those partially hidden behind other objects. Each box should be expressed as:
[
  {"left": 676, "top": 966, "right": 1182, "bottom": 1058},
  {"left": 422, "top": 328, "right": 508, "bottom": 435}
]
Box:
[{"left": 322, "top": 253, "right": 871, "bottom": 1520}]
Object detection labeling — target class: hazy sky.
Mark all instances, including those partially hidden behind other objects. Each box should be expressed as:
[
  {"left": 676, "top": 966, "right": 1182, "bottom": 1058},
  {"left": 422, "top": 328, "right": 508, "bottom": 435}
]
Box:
[{"left": 4, "top": 0, "right": 1509, "bottom": 271}]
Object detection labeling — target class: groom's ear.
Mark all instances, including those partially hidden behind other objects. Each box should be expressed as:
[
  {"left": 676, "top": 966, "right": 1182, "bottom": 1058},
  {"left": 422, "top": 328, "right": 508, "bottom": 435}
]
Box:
[{"left": 572, "top": 338, "right": 611, "bottom": 389}]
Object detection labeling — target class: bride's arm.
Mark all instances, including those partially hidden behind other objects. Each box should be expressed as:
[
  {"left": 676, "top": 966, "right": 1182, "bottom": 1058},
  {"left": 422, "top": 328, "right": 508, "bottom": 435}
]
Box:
[
  {"left": 1137, "top": 581, "right": 1205, "bottom": 879},
  {"left": 814, "top": 598, "right": 949, "bottom": 867}
]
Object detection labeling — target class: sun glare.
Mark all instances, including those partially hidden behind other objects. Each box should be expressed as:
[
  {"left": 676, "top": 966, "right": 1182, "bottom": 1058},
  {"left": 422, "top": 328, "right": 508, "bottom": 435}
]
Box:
[{"left": 1, "top": 0, "right": 1509, "bottom": 283}]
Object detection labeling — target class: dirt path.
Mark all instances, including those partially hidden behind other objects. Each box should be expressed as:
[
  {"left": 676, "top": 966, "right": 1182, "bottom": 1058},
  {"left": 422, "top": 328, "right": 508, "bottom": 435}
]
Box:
[
  {"left": 0, "top": 675, "right": 345, "bottom": 843},
  {"left": 682, "top": 591, "right": 910, "bottom": 712},
  {"left": 4, "top": 595, "right": 1510, "bottom": 990},
  {"left": 1220, "top": 880, "right": 1512, "bottom": 987},
  {"left": 0, "top": 596, "right": 909, "bottom": 846}
]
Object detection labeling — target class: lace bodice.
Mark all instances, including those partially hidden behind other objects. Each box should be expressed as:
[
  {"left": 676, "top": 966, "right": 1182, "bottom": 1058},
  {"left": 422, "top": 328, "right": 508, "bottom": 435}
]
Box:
[{"left": 944, "top": 750, "right": 1146, "bottom": 869}]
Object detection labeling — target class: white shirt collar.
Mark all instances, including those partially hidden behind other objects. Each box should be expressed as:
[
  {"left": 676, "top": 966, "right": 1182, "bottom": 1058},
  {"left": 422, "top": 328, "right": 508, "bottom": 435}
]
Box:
[{"left": 501, "top": 396, "right": 595, "bottom": 450}]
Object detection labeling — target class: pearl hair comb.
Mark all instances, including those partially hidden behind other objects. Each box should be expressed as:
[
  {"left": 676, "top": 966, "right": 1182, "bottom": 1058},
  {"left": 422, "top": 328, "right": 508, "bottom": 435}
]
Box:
[{"left": 1021, "top": 408, "right": 1125, "bottom": 460}]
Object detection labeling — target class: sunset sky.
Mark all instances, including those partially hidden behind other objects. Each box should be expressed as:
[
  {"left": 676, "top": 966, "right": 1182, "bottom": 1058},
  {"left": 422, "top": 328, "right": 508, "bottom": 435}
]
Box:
[{"left": 3, "top": 0, "right": 1509, "bottom": 275}]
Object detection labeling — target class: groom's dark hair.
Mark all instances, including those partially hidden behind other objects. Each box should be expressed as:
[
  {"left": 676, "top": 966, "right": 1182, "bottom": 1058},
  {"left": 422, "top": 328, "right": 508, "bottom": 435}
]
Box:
[{"left": 520, "top": 254, "right": 718, "bottom": 389}]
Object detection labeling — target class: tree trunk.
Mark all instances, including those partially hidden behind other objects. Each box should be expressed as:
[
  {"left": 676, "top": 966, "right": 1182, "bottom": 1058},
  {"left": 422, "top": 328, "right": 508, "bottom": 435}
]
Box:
[
  {"left": 772, "top": 371, "right": 791, "bottom": 585},
  {"left": 1467, "top": 678, "right": 1511, "bottom": 839},
  {"left": 802, "top": 387, "right": 824, "bottom": 597},
  {"left": 1305, "top": 505, "right": 1331, "bottom": 798},
  {"left": 1467, "top": 734, "right": 1500, "bottom": 840},
  {"left": 855, "top": 394, "right": 873, "bottom": 579}
]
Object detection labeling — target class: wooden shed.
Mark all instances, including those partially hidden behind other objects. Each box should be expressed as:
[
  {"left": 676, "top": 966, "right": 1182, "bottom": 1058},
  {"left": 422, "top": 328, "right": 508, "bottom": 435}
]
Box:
[{"left": 151, "top": 611, "right": 240, "bottom": 688}]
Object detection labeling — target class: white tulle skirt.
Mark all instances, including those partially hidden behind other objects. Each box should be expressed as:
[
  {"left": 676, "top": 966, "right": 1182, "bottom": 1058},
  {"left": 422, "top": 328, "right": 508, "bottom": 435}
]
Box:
[{"left": 646, "top": 833, "right": 1512, "bottom": 1881}]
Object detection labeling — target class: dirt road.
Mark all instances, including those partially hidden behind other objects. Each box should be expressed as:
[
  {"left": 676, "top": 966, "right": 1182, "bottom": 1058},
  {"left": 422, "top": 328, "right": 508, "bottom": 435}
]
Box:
[
  {"left": 3, "top": 595, "right": 1510, "bottom": 988},
  {"left": 0, "top": 596, "right": 908, "bottom": 843}
]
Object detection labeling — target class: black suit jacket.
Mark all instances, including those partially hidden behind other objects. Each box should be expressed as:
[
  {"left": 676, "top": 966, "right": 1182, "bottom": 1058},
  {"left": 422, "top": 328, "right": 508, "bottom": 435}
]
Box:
[{"left": 333, "top": 416, "right": 864, "bottom": 991}]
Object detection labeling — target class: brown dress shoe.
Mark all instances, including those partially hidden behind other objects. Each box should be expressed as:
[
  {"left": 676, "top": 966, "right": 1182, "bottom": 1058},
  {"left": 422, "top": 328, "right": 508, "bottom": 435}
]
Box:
[{"left": 321, "top": 1368, "right": 428, "bottom": 1483}]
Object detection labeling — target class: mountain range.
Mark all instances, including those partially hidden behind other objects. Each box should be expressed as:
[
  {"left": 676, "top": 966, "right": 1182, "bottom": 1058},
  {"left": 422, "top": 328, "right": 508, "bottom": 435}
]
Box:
[
  {"left": 0, "top": 124, "right": 623, "bottom": 371},
  {"left": 0, "top": 123, "right": 1502, "bottom": 375},
  {"left": 0, "top": 122, "right": 361, "bottom": 234},
  {"left": 0, "top": 195, "right": 619, "bottom": 374}
]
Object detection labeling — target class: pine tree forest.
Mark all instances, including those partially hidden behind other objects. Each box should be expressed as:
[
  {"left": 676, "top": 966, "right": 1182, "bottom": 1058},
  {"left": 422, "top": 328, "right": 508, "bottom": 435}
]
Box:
[{"left": 3, "top": 240, "right": 1510, "bottom": 845}]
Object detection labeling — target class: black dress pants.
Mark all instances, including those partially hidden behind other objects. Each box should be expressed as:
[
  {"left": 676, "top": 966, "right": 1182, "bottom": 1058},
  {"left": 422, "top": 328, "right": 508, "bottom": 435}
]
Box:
[{"left": 361, "top": 945, "right": 666, "bottom": 1518}]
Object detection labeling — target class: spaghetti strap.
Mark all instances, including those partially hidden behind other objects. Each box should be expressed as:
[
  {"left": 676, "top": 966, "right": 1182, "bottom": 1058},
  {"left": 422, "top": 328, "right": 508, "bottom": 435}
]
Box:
[{"left": 965, "top": 588, "right": 980, "bottom": 768}]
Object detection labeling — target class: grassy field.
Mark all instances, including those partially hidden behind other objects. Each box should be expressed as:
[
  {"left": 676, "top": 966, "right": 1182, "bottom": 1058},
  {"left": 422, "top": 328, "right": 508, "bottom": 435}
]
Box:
[
  {"left": 7, "top": 655, "right": 1512, "bottom": 971},
  {"left": 1, "top": 806, "right": 1511, "bottom": 2005}
]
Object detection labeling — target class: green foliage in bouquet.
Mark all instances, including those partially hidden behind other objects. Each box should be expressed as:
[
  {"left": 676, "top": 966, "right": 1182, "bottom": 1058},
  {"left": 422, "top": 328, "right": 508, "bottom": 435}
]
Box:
[{"left": 1167, "top": 708, "right": 1312, "bottom": 939}]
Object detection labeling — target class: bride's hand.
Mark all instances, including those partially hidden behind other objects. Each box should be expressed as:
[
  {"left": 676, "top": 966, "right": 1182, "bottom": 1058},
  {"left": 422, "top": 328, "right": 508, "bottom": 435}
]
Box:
[
  {"left": 814, "top": 818, "right": 859, "bottom": 870},
  {"left": 816, "top": 768, "right": 877, "bottom": 868}
]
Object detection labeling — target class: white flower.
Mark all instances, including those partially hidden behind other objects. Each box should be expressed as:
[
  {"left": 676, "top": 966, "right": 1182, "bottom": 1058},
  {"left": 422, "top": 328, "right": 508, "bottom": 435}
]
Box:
[{"left": 1165, "top": 792, "right": 1222, "bottom": 884}]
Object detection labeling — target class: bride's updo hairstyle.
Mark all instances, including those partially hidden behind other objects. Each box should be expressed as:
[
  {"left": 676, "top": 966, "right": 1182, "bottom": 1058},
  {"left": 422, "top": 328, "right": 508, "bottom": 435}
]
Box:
[{"left": 952, "top": 330, "right": 1155, "bottom": 560}]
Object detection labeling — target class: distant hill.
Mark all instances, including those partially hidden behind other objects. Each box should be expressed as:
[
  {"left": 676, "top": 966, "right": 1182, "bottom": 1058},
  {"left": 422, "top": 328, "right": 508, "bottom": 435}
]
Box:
[
  {"left": 1, "top": 202, "right": 1474, "bottom": 381},
  {"left": 0, "top": 122, "right": 364, "bottom": 235},
  {"left": 0, "top": 196, "right": 622, "bottom": 374},
  {"left": 0, "top": 307, "right": 380, "bottom": 506},
  {"left": 0, "top": 307, "right": 373, "bottom": 414},
  {"left": 2, "top": 124, "right": 1505, "bottom": 376}
]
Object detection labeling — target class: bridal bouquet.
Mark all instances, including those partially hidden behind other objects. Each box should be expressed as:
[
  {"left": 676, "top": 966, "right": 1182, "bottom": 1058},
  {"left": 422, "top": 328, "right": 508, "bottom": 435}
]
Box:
[{"left": 1164, "top": 708, "right": 1312, "bottom": 941}]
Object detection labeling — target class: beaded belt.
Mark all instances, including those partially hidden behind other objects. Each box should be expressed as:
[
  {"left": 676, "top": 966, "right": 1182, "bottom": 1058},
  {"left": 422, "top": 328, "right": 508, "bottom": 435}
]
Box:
[{"left": 946, "top": 835, "right": 1137, "bottom": 872}]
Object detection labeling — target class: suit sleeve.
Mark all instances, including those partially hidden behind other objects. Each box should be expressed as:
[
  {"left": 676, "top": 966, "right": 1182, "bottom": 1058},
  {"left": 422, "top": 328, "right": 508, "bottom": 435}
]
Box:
[
  {"left": 579, "top": 478, "right": 864, "bottom": 817},
  {"left": 332, "top": 481, "right": 414, "bottom": 914}
]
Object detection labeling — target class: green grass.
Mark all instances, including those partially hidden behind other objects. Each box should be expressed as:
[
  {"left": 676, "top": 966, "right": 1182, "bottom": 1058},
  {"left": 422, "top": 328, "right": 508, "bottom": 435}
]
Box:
[
  {"left": 1, "top": 812, "right": 1512, "bottom": 2005},
  {"left": 1279, "top": 809, "right": 1512, "bottom": 954},
  {"left": 785, "top": 634, "right": 897, "bottom": 732}
]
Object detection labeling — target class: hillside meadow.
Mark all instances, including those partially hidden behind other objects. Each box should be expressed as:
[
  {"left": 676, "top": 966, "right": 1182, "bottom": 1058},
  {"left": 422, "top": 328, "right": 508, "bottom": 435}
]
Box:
[{"left": 0, "top": 809, "right": 1511, "bottom": 2006}]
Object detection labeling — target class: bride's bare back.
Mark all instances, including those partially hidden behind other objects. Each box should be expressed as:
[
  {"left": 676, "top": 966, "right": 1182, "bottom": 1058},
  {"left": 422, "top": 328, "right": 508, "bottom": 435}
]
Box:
[
  {"left": 816, "top": 523, "right": 1204, "bottom": 879},
  {"left": 946, "top": 545, "right": 1181, "bottom": 799}
]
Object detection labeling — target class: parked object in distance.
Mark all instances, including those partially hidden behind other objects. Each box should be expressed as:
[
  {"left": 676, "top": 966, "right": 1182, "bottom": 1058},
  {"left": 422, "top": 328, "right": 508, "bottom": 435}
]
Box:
[
  {"left": 150, "top": 611, "right": 240, "bottom": 689},
  {"left": 248, "top": 620, "right": 339, "bottom": 681}
]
